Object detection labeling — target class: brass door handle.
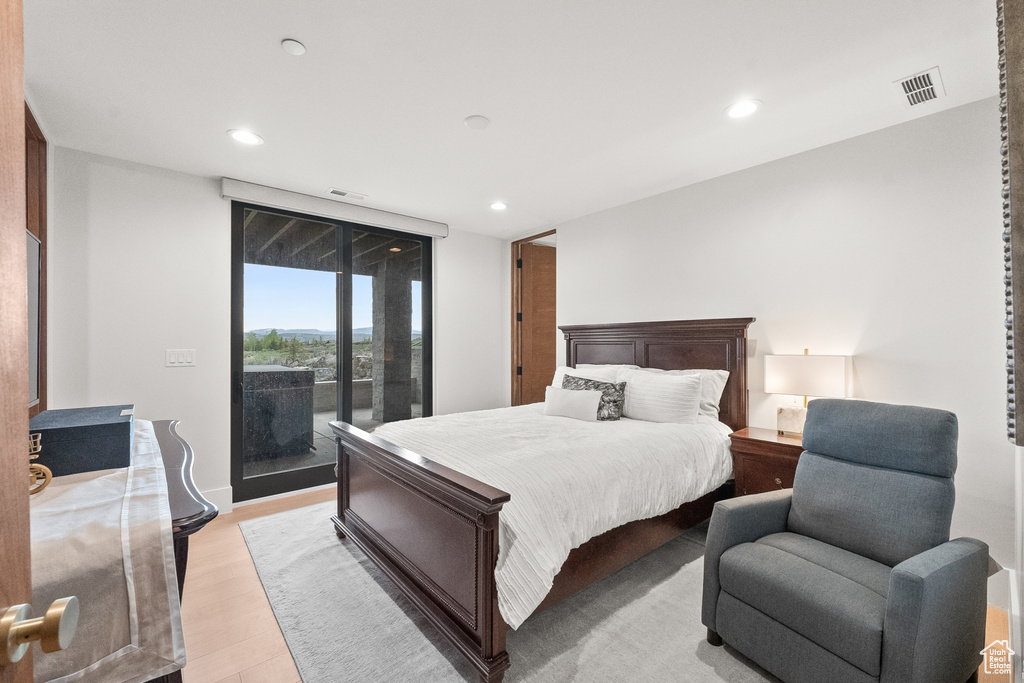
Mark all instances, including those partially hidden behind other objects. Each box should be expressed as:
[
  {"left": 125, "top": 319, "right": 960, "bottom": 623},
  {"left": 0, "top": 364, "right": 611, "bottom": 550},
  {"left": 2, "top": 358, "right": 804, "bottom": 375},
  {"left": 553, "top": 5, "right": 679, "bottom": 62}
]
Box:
[{"left": 0, "top": 597, "right": 79, "bottom": 664}]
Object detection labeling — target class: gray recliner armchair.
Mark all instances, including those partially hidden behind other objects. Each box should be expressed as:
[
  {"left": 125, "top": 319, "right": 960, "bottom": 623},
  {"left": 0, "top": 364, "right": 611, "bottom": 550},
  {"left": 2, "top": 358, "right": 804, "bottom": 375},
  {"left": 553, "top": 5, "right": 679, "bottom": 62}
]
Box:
[{"left": 702, "top": 399, "right": 988, "bottom": 683}]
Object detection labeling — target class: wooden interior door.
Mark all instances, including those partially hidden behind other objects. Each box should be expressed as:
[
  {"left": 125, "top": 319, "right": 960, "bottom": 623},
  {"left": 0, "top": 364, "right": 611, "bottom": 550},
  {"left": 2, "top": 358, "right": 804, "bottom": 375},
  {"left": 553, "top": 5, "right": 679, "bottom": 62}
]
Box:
[
  {"left": 512, "top": 237, "right": 556, "bottom": 405},
  {"left": 0, "top": 0, "right": 33, "bottom": 680}
]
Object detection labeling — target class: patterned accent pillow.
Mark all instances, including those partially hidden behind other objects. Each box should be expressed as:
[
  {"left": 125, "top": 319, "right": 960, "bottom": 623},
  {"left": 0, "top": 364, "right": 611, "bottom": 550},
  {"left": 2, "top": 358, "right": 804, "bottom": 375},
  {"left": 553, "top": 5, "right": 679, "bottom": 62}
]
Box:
[{"left": 561, "top": 374, "right": 626, "bottom": 421}]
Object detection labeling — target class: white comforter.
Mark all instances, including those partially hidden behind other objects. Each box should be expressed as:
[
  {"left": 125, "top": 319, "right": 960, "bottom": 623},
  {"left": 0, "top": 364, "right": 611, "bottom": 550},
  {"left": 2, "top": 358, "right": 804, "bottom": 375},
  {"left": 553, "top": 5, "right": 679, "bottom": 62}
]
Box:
[{"left": 371, "top": 403, "right": 733, "bottom": 629}]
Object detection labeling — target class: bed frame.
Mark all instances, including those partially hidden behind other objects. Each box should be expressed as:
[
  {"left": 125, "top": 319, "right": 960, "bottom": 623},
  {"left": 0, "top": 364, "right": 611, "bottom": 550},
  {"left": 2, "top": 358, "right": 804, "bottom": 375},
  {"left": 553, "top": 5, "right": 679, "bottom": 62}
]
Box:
[{"left": 330, "top": 317, "right": 754, "bottom": 682}]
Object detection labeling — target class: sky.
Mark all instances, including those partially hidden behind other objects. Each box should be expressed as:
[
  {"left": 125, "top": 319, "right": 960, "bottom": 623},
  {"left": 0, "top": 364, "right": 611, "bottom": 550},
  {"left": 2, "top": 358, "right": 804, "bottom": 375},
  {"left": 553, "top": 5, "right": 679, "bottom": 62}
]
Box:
[{"left": 243, "top": 264, "right": 422, "bottom": 332}]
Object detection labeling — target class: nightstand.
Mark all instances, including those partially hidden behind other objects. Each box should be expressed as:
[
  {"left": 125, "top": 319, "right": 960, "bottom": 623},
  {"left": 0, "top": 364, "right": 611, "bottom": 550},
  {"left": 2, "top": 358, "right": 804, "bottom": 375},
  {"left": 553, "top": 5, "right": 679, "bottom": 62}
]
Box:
[{"left": 730, "top": 427, "right": 805, "bottom": 496}]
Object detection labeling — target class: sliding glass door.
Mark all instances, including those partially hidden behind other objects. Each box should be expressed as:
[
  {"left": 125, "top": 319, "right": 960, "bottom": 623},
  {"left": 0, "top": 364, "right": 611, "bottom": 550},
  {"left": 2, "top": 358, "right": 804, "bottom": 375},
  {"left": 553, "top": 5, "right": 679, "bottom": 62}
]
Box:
[
  {"left": 348, "top": 227, "right": 428, "bottom": 428},
  {"left": 231, "top": 203, "right": 431, "bottom": 502}
]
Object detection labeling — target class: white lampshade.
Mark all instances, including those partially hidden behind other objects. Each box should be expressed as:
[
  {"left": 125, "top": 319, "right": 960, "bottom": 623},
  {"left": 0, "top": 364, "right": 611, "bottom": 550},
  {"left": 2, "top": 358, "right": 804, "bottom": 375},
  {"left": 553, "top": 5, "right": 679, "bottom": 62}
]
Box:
[{"left": 764, "top": 354, "right": 851, "bottom": 398}]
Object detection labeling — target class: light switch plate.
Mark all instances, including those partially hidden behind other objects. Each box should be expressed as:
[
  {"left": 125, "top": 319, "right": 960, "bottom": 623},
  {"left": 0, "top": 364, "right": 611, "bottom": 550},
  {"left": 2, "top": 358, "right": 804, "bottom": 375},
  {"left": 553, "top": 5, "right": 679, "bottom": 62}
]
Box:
[{"left": 166, "top": 349, "right": 196, "bottom": 367}]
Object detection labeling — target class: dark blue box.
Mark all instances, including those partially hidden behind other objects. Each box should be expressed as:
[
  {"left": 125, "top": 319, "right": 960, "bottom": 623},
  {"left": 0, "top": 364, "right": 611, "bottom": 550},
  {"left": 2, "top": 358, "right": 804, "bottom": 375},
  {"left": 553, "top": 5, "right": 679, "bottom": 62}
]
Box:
[{"left": 29, "top": 405, "right": 135, "bottom": 477}]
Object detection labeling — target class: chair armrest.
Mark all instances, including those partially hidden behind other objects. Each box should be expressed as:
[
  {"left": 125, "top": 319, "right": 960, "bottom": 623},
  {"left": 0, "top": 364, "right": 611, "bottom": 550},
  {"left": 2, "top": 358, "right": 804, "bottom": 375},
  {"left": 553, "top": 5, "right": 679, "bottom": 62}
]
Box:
[
  {"left": 881, "top": 537, "right": 988, "bottom": 683},
  {"left": 701, "top": 489, "right": 792, "bottom": 631}
]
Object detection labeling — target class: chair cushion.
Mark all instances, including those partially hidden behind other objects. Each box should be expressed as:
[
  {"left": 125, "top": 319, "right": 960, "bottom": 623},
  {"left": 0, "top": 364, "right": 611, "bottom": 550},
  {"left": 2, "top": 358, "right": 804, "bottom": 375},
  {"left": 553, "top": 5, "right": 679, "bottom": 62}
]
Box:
[
  {"left": 756, "top": 532, "right": 891, "bottom": 598},
  {"left": 716, "top": 593, "right": 879, "bottom": 683},
  {"left": 802, "top": 399, "right": 957, "bottom": 477},
  {"left": 719, "top": 539, "right": 888, "bottom": 677},
  {"left": 788, "top": 452, "right": 955, "bottom": 567}
]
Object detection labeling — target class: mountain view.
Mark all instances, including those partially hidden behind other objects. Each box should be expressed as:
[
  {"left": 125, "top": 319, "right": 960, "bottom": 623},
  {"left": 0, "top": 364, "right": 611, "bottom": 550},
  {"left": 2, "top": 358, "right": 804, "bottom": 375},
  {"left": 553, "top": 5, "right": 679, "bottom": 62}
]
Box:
[
  {"left": 243, "top": 327, "right": 423, "bottom": 382},
  {"left": 246, "top": 328, "right": 422, "bottom": 342}
]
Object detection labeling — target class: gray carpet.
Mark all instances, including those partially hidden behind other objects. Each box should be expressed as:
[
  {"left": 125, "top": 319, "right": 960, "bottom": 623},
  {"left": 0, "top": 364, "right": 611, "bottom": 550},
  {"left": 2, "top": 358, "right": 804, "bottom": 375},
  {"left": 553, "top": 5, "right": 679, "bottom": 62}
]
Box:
[{"left": 240, "top": 501, "right": 780, "bottom": 683}]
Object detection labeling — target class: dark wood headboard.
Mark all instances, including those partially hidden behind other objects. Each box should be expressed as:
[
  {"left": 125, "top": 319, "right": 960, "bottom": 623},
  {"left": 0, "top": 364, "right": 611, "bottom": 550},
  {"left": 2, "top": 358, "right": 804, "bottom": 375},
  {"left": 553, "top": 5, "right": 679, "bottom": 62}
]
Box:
[{"left": 559, "top": 318, "right": 755, "bottom": 432}]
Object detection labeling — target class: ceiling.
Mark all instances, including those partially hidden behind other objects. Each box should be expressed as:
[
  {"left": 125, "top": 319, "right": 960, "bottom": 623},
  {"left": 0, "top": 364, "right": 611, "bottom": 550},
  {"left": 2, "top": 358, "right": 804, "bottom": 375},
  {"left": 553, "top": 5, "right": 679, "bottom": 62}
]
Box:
[
  {"left": 24, "top": 1, "right": 998, "bottom": 240},
  {"left": 242, "top": 206, "right": 423, "bottom": 277}
]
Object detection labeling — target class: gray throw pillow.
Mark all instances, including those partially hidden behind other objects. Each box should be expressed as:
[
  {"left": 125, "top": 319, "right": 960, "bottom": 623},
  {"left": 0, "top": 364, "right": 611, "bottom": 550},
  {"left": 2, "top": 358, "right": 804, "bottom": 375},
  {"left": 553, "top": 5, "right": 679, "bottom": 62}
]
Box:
[{"left": 561, "top": 375, "right": 626, "bottom": 421}]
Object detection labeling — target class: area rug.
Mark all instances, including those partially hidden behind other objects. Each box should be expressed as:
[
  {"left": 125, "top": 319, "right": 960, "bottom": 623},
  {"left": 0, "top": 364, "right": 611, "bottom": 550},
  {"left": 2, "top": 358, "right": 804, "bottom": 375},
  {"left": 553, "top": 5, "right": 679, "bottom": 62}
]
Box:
[{"left": 240, "top": 501, "right": 777, "bottom": 682}]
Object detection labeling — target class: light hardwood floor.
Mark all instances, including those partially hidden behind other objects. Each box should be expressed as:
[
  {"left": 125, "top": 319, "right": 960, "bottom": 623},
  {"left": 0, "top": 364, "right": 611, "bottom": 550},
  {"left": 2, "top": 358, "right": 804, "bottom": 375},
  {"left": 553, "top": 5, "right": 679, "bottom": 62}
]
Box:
[
  {"left": 178, "top": 488, "right": 1014, "bottom": 683},
  {"left": 179, "top": 487, "right": 334, "bottom": 683},
  {"left": 982, "top": 605, "right": 1014, "bottom": 683}
]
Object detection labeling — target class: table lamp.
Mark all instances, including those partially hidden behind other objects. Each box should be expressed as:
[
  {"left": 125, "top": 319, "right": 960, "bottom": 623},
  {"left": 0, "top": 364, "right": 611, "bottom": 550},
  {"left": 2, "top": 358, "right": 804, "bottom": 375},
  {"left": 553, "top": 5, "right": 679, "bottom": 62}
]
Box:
[{"left": 764, "top": 350, "right": 851, "bottom": 435}]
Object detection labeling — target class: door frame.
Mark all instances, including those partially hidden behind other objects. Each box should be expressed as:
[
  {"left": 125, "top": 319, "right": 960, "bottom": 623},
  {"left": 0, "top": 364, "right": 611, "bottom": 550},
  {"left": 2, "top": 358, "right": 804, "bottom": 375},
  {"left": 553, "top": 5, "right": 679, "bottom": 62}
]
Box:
[
  {"left": 229, "top": 202, "right": 338, "bottom": 502},
  {"left": 510, "top": 229, "right": 556, "bottom": 405},
  {"left": 25, "top": 104, "right": 45, "bottom": 418},
  {"left": 230, "top": 201, "right": 433, "bottom": 502}
]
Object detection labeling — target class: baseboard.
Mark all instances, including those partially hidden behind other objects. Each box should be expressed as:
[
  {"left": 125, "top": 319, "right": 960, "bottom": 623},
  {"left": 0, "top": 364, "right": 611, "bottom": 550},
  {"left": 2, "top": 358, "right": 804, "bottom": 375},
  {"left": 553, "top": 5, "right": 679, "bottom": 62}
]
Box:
[
  {"left": 1016, "top": 446, "right": 1024, "bottom": 683},
  {"left": 1009, "top": 568, "right": 1022, "bottom": 683},
  {"left": 201, "top": 486, "right": 234, "bottom": 515},
  {"left": 231, "top": 482, "right": 335, "bottom": 509}
]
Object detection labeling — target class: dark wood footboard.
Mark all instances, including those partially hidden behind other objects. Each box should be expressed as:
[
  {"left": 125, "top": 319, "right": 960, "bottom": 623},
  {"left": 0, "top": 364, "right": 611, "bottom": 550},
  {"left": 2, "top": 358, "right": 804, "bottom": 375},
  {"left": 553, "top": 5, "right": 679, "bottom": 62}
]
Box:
[
  {"left": 333, "top": 419, "right": 733, "bottom": 683},
  {"left": 331, "top": 420, "right": 513, "bottom": 683}
]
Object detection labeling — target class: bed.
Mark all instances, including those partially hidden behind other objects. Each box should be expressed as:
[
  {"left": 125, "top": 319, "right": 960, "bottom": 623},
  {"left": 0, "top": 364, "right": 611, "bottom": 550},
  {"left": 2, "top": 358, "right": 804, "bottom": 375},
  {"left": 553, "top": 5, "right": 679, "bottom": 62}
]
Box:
[{"left": 330, "top": 317, "right": 754, "bottom": 682}]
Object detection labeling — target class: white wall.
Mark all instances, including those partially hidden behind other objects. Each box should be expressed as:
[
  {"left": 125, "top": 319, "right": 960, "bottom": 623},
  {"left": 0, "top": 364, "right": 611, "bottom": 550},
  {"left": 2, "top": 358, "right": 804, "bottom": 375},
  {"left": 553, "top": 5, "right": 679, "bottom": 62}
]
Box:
[
  {"left": 49, "top": 149, "right": 233, "bottom": 509},
  {"left": 48, "top": 147, "right": 508, "bottom": 510},
  {"left": 554, "top": 97, "right": 1017, "bottom": 568},
  {"left": 1016, "top": 446, "right": 1023, "bottom": 666},
  {"left": 434, "top": 229, "right": 508, "bottom": 414}
]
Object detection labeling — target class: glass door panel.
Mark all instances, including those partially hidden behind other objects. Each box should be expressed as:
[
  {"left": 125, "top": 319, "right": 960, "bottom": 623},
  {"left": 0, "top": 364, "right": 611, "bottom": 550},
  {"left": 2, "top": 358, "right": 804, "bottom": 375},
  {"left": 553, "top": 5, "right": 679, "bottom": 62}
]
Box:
[
  {"left": 232, "top": 204, "right": 432, "bottom": 502},
  {"left": 350, "top": 230, "right": 425, "bottom": 430},
  {"left": 238, "top": 208, "right": 340, "bottom": 490}
]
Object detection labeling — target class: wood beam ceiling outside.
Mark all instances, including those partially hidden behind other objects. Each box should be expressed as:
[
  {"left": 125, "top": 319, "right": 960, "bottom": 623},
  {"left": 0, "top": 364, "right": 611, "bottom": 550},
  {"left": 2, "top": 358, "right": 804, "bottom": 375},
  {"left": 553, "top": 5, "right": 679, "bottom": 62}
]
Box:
[
  {"left": 242, "top": 209, "right": 424, "bottom": 278},
  {"left": 258, "top": 217, "right": 298, "bottom": 255},
  {"left": 355, "top": 237, "right": 402, "bottom": 267},
  {"left": 318, "top": 231, "right": 373, "bottom": 263},
  {"left": 290, "top": 225, "right": 334, "bottom": 257}
]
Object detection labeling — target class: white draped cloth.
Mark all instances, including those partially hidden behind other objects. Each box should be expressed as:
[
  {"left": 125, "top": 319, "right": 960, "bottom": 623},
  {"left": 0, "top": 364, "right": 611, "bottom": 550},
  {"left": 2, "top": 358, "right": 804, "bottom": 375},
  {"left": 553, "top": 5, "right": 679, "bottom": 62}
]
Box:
[{"left": 30, "top": 419, "right": 186, "bottom": 682}]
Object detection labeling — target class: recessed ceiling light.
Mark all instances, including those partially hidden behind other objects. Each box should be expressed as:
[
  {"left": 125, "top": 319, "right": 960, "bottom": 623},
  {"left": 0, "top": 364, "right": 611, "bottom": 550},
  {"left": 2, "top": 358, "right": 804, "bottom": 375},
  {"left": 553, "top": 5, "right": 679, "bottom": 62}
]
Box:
[
  {"left": 490, "top": 201, "right": 507, "bottom": 211},
  {"left": 228, "top": 129, "right": 264, "bottom": 145},
  {"left": 464, "top": 115, "right": 490, "bottom": 130},
  {"left": 725, "top": 100, "right": 761, "bottom": 118},
  {"left": 281, "top": 39, "right": 306, "bottom": 56},
  {"left": 389, "top": 247, "right": 402, "bottom": 252}
]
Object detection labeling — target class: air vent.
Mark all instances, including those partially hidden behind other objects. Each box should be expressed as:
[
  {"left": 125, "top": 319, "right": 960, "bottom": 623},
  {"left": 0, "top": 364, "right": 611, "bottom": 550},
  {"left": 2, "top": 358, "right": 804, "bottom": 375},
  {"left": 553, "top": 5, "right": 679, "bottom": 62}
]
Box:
[
  {"left": 894, "top": 67, "right": 945, "bottom": 107},
  {"left": 327, "top": 188, "right": 368, "bottom": 201}
]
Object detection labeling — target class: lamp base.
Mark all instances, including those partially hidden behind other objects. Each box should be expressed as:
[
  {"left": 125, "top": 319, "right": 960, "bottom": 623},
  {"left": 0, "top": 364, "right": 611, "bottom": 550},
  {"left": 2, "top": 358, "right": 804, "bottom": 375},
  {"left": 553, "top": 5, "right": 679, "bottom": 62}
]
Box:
[{"left": 777, "top": 405, "right": 807, "bottom": 436}]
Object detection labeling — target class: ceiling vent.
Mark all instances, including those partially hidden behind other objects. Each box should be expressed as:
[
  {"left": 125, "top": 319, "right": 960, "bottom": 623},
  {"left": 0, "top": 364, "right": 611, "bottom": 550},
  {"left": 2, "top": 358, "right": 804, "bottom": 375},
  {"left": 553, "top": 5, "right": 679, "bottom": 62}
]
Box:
[
  {"left": 327, "top": 188, "right": 367, "bottom": 201},
  {"left": 894, "top": 67, "right": 945, "bottom": 107}
]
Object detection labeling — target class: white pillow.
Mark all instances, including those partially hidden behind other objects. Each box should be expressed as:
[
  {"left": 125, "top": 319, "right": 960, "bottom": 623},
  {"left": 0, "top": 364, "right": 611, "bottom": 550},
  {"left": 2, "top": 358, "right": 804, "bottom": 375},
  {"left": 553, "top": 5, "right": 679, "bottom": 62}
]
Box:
[
  {"left": 684, "top": 369, "right": 730, "bottom": 419},
  {"left": 619, "top": 369, "right": 701, "bottom": 423},
  {"left": 576, "top": 363, "right": 640, "bottom": 373},
  {"left": 542, "top": 386, "right": 602, "bottom": 421},
  {"left": 631, "top": 367, "right": 729, "bottom": 419},
  {"left": 550, "top": 364, "right": 622, "bottom": 387}
]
